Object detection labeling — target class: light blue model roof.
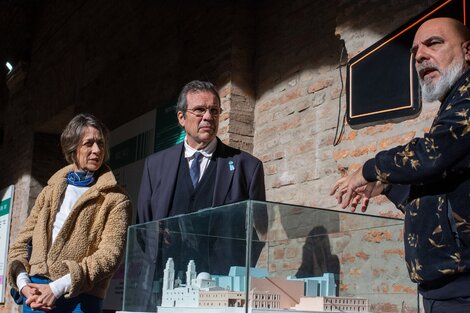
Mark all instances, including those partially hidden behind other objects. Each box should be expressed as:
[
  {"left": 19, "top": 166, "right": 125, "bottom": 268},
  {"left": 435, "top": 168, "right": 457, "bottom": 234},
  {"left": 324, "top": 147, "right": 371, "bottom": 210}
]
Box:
[{"left": 227, "top": 266, "right": 268, "bottom": 278}]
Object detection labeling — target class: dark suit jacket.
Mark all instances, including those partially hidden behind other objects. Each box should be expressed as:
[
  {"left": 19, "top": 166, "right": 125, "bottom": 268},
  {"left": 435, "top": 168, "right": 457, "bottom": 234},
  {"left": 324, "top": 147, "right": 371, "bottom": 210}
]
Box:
[
  {"left": 137, "top": 137, "right": 266, "bottom": 223},
  {"left": 132, "top": 138, "right": 266, "bottom": 308},
  {"left": 136, "top": 137, "right": 266, "bottom": 277}
]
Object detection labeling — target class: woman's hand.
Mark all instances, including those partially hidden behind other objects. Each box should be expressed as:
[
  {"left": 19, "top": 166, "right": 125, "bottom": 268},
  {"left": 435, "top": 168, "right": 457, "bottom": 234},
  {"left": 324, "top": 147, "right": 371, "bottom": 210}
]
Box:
[
  {"left": 20, "top": 284, "right": 39, "bottom": 299},
  {"left": 25, "top": 283, "right": 56, "bottom": 311}
]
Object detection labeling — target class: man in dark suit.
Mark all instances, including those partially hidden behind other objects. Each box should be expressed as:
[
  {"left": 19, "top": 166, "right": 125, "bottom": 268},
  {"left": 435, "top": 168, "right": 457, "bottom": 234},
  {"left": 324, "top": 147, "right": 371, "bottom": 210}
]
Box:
[{"left": 137, "top": 80, "right": 266, "bottom": 275}]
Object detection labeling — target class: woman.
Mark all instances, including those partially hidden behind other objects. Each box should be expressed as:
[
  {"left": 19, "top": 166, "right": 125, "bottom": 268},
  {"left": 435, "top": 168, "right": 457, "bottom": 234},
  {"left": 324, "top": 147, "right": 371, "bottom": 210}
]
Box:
[{"left": 7, "top": 113, "right": 132, "bottom": 312}]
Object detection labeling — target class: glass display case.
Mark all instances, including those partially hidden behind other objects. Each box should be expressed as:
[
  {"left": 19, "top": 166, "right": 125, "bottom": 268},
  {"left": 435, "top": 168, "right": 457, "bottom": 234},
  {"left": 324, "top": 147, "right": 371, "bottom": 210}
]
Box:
[{"left": 121, "top": 201, "right": 416, "bottom": 313}]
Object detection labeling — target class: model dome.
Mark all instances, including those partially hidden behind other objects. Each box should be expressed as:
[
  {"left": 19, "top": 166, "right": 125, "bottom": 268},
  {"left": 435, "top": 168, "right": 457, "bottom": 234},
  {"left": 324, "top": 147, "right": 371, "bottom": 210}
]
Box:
[{"left": 197, "top": 272, "right": 211, "bottom": 280}]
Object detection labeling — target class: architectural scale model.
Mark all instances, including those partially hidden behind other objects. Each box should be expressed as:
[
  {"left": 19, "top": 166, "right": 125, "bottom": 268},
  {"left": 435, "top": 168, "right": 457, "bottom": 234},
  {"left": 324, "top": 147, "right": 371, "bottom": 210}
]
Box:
[{"left": 157, "top": 258, "right": 371, "bottom": 313}]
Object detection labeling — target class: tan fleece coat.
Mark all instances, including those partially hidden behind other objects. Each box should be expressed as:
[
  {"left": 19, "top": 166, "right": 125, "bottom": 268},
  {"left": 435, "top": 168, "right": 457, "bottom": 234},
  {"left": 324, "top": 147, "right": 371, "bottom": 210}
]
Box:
[{"left": 7, "top": 164, "right": 132, "bottom": 299}]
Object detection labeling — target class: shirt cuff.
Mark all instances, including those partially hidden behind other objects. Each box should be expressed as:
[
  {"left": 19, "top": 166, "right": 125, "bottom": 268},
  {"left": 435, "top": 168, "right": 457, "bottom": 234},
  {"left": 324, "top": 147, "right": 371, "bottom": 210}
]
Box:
[
  {"left": 16, "top": 272, "right": 31, "bottom": 294},
  {"left": 383, "top": 184, "right": 410, "bottom": 212},
  {"left": 49, "top": 274, "right": 71, "bottom": 298},
  {"left": 362, "top": 158, "right": 377, "bottom": 182}
]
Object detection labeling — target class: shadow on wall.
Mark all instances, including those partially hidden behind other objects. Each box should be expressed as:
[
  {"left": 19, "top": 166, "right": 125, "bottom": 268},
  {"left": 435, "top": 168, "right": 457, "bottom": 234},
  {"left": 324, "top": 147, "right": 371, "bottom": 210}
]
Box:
[{"left": 295, "top": 225, "right": 340, "bottom": 294}]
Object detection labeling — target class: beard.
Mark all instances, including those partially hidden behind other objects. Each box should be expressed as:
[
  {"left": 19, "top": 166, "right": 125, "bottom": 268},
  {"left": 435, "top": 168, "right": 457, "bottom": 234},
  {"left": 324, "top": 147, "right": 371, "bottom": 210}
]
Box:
[{"left": 418, "top": 59, "right": 465, "bottom": 102}]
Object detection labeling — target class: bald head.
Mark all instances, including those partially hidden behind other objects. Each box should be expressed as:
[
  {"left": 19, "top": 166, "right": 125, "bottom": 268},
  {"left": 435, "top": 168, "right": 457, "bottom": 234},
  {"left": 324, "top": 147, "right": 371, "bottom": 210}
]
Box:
[
  {"left": 448, "top": 17, "right": 470, "bottom": 41},
  {"left": 412, "top": 18, "right": 470, "bottom": 101},
  {"left": 416, "top": 17, "right": 470, "bottom": 42}
]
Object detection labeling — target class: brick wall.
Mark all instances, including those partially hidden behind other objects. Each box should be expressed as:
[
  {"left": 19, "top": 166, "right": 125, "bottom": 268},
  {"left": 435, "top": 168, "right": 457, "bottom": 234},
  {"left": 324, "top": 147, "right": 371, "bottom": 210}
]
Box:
[
  {"left": 253, "top": 1, "right": 438, "bottom": 312},
  {"left": 254, "top": 0, "right": 438, "bottom": 214},
  {"left": 1, "top": 0, "right": 443, "bottom": 312}
]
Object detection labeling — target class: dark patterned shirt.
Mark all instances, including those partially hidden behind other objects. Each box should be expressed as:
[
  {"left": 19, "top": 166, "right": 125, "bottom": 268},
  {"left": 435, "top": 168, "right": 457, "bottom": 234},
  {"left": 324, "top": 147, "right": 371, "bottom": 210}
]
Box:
[{"left": 363, "top": 69, "right": 470, "bottom": 298}]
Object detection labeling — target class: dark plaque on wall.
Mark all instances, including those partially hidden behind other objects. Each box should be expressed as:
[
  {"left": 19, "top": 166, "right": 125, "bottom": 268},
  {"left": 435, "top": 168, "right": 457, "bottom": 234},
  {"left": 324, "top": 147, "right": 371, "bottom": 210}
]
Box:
[{"left": 346, "top": 0, "right": 468, "bottom": 128}]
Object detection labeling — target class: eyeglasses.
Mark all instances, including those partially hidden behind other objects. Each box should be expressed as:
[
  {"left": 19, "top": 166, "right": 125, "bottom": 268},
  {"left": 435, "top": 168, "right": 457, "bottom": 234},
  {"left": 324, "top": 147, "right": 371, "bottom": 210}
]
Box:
[{"left": 186, "top": 107, "right": 223, "bottom": 117}]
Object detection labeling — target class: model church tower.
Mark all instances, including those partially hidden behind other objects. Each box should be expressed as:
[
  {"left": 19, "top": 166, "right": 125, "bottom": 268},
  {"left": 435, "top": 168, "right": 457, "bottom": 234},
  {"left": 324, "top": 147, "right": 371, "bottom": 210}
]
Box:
[
  {"left": 186, "top": 260, "right": 196, "bottom": 285},
  {"left": 163, "top": 257, "right": 175, "bottom": 291}
]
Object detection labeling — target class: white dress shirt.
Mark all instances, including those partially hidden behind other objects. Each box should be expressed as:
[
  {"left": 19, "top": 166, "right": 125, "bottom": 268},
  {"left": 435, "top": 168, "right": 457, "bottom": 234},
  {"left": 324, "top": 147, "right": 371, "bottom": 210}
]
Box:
[{"left": 184, "top": 137, "right": 217, "bottom": 182}]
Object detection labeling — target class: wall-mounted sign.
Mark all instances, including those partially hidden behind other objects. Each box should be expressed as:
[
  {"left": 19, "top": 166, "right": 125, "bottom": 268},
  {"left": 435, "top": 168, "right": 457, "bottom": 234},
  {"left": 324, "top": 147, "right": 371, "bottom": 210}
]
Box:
[
  {"left": 154, "top": 104, "right": 185, "bottom": 152},
  {"left": 0, "top": 185, "right": 14, "bottom": 303},
  {"left": 347, "top": 0, "right": 468, "bottom": 128}
]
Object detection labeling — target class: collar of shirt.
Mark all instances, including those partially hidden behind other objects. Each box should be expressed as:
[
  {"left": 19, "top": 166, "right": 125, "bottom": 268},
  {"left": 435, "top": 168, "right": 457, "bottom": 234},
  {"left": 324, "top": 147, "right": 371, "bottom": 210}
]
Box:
[{"left": 184, "top": 137, "right": 217, "bottom": 160}]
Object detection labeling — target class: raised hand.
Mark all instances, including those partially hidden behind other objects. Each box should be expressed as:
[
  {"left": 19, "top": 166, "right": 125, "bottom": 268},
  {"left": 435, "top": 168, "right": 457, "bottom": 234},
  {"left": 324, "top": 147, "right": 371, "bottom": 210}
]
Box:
[
  {"left": 349, "top": 181, "right": 386, "bottom": 212},
  {"left": 330, "top": 167, "right": 386, "bottom": 212},
  {"left": 330, "top": 167, "right": 369, "bottom": 209}
]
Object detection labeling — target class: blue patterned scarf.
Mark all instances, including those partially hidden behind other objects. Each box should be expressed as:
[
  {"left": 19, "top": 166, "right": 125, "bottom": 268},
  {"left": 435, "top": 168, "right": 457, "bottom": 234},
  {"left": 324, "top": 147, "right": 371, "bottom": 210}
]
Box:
[{"left": 66, "top": 171, "right": 95, "bottom": 187}]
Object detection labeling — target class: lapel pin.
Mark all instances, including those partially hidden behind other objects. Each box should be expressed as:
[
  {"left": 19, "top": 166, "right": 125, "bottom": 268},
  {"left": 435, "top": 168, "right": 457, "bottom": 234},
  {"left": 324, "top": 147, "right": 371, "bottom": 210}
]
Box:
[{"left": 228, "top": 160, "right": 235, "bottom": 171}]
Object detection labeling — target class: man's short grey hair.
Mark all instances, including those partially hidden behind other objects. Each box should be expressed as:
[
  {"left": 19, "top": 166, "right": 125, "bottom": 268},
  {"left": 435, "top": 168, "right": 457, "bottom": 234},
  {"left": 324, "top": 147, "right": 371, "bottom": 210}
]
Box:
[
  {"left": 176, "top": 80, "right": 221, "bottom": 115},
  {"left": 60, "top": 113, "right": 110, "bottom": 165}
]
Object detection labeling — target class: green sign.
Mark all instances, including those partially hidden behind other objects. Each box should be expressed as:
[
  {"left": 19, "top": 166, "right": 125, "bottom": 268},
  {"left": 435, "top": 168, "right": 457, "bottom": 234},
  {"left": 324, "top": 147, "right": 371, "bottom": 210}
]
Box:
[
  {"left": 0, "top": 199, "right": 10, "bottom": 217},
  {"left": 154, "top": 104, "right": 185, "bottom": 152},
  {"left": 108, "top": 104, "right": 185, "bottom": 169}
]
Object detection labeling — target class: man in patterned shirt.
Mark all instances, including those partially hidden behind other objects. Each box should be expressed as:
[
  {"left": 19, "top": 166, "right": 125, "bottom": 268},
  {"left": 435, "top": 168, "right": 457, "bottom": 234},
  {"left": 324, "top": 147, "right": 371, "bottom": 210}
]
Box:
[{"left": 331, "top": 17, "right": 470, "bottom": 313}]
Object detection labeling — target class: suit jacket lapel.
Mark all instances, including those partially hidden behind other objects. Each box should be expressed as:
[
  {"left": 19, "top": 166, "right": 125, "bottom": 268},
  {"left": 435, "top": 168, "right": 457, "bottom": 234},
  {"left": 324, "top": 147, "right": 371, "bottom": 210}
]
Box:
[
  {"left": 213, "top": 139, "right": 235, "bottom": 206},
  {"left": 160, "top": 143, "right": 183, "bottom": 218}
]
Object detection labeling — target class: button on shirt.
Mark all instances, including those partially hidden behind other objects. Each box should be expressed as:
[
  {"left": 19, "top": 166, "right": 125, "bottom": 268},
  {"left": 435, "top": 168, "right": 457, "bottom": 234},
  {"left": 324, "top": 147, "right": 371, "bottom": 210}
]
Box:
[{"left": 184, "top": 137, "right": 217, "bottom": 183}]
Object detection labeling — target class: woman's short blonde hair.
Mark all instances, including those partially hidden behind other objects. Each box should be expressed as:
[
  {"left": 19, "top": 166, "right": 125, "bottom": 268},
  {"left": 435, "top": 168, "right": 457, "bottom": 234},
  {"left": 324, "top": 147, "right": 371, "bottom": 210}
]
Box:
[{"left": 60, "top": 113, "right": 110, "bottom": 165}]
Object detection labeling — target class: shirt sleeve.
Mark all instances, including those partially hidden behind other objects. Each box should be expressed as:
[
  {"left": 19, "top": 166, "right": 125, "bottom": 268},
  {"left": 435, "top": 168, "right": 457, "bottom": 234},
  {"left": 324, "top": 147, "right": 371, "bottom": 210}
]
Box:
[
  {"left": 49, "top": 274, "right": 71, "bottom": 298},
  {"left": 362, "top": 95, "right": 470, "bottom": 185},
  {"left": 16, "top": 271, "right": 31, "bottom": 294}
]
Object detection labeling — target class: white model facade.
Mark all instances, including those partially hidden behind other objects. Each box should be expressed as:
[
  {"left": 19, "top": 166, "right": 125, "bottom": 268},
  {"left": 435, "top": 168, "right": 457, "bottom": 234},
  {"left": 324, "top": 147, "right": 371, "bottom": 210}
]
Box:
[
  {"left": 161, "top": 258, "right": 281, "bottom": 309},
  {"left": 293, "top": 296, "right": 369, "bottom": 312},
  {"left": 159, "top": 258, "right": 370, "bottom": 313},
  {"left": 161, "top": 258, "right": 223, "bottom": 307}
]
